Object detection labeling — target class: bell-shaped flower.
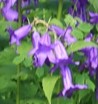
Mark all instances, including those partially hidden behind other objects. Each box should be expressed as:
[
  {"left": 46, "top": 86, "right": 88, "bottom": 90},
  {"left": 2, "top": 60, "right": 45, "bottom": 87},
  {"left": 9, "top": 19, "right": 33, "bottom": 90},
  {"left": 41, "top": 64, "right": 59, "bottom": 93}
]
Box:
[
  {"left": 89, "top": 12, "right": 98, "bottom": 24},
  {"left": 81, "top": 34, "right": 98, "bottom": 76},
  {"left": 60, "top": 66, "right": 87, "bottom": 97},
  {"left": 29, "top": 32, "right": 56, "bottom": 67},
  {"left": 7, "top": 24, "right": 32, "bottom": 45},
  {"left": 2, "top": 7, "right": 18, "bottom": 21},
  {"left": 53, "top": 40, "right": 68, "bottom": 63}
]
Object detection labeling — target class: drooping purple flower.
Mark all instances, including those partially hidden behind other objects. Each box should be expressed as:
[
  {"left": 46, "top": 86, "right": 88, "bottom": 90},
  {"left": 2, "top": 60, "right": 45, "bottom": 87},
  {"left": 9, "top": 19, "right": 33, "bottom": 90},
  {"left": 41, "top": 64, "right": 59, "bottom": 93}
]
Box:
[
  {"left": 80, "top": 34, "right": 98, "bottom": 76},
  {"left": 7, "top": 24, "right": 32, "bottom": 45},
  {"left": 89, "top": 12, "right": 98, "bottom": 24},
  {"left": 60, "top": 66, "right": 87, "bottom": 97},
  {"left": 53, "top": 40, "right": 68, "bottom": 62},
  {"left": 29, "top": 32, "right": 56, "bottom": 67},
  {"left": 2, "top": 7, "right": 18, "bottom": 21}
]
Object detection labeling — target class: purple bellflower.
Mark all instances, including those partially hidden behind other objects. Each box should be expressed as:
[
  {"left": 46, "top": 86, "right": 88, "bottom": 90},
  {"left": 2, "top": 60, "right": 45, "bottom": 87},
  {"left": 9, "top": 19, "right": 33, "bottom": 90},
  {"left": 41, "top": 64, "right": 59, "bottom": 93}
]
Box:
[
  {"left": 2, "top": 7, "right": 18, "bottom": 21},
  {"left": 1, "top": 0, "right": 18, "bottom": 21},
  {"left": 60, "top": 66, "right": 87, "bottom": 97},
  {"left": 50, "top": 40, "right": 87, "bottom": 97},
  {"left": 7, "top": 24, "right": 32, "bottom": 45},
  {"left": 81, "top": 34, "right": 98, "bottom": 76},
  {"left": 89, "top": 12, "right": 98, "bottom": 24},
  {"left": 29, "top": 32, "right": 56, "bottom": 67}
]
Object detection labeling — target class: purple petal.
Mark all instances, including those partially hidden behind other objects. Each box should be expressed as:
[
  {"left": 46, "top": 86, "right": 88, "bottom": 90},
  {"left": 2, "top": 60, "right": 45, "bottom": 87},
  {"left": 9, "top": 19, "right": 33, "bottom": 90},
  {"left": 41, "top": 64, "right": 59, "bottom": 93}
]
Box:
[
  {"left": 8, "top": 25, "right": 32, "bottom": 45},
  {"left": 40, "top": 33, "right": 51, "bottom": 46},
  {"left": 54, "top": 40, "right": 68, "bottom": 62},
  {"left": 64, "top": 27, "right": 76, "bottom": 45},
  {"left": 34, "top": 52, "right": 47, "bottom": 67},
  {"left": 2, "top": 7, "right": 18, "bottom": 21},
  {"left": 49, "top": 25, "right": 64, "bottom": 36},
  {"left": 32, "top": 31, "right": 40, "bottom": 48}
]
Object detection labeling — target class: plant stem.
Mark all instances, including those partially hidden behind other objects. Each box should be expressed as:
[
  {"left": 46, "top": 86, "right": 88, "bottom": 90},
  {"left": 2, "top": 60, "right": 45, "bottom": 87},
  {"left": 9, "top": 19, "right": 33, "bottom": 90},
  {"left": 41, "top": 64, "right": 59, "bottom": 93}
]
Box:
[
  {"left": 17, "top": 0, "right": 22, "bottom": 27},
  {"left": 16, "top": 1, "right": 22, "bottom": 104},
  {"left": 16, "top": 65, "right": 20, "bottom": 104},
  {"left": 57, "top": 0, "right": 63, "bottom": 20}
]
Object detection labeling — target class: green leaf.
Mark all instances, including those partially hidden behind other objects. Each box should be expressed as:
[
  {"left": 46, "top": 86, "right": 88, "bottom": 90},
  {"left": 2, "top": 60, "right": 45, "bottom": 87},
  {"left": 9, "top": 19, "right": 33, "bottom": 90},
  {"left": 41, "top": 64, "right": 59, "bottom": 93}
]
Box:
[
  {"left": 23, "top": 56, "right": 32, "bottom": 67},
  {"left": 75, "top": 73, "right": 95, "bottom": 91},
  {"left": 67, "top": 41, "right": 98, "bottom": 54},
  {"left": 89, "top": 0, "right": 98, "bottom": 12},
  {"left": 0, "top": 47, "right": 16, "bottom": 66},
  {"left": 64, "top": 14, "right": 77, "bottom": 27},
  {"left": 13, "top": 55, "right": 24, "bottom": 65},
  {"left": 86, "top": 78, "right": 95, "bottom": 91},
  {"left": 42, "top": 75, "right": 59, "bottom": 104},
  {"left": 78, "top": 23, "right": 93, "bottom": 33},
  {"left": 17, "top": 42, "right": 32, "bottom": 56},
  {"left": 71, "top": 28, "right": 84, "bottom": 39},
  {"left": 36, "top": 68, "right": 44, "bottom": 78},
  {"left": 49, "top": 18, "right": 63, "bottom": 28}
]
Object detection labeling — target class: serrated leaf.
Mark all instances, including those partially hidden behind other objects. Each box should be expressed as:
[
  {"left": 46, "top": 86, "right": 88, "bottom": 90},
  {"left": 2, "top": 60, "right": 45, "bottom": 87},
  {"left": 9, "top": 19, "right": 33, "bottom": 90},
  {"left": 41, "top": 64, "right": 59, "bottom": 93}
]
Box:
[
  {"left": 0, "top": 47, "right": 16, "bottom": 66},
  {"left": 17, "top": 42, "right": 32, "bottom": 56},
  {"left": 36, "top": 68, "right": 44, "bottom": 78},
  {"left": 49, "top": 18, "right": 63, "bottom": 28},
  {"left": 42, "top": 75, "right": 59, "bottom": 104},
  {"left": 71, "top": 28, "right": 84, "bottom": 39},
  {"left": 13, "top": 55, "right": 24, "bottom": 65},
  {"left": 67, "top": 41, "right": 98, "bottom": 54},
  {"left": 78, "top": 23, "right": 93, "bottom": 33},
  {"left": 64, "top": 14, "right": 76, "bottom": 27},
  {"left": 89, "top": 0, "right": 98, "bottom": 12},
  {"left": 86, "top": 78, "right": 95, "bottom": 91}
]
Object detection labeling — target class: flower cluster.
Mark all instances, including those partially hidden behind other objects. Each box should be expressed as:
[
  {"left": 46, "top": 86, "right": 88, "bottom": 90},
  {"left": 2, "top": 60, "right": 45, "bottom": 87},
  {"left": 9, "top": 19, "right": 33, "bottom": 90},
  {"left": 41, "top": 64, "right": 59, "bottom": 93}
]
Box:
[{"left": 1, "top": 0, "right": 98, "bottom": 99}]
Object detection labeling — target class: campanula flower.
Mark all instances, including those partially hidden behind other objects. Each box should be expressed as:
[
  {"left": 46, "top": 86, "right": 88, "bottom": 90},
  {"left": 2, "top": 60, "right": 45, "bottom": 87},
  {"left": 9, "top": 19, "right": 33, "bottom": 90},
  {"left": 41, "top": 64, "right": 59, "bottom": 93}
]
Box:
[
  {"left": 29, "top": 32, "right": 56, "bottom": 67},
  {"left": 80, "top": 34, "right": 98, "bottom": 76},
  {"left": 7, "top": 24, "right": 32, "bottom": 45},
  {"left": 89, "top": 12, "right": 98, "bottom": 24},
  {"left": 60, "top": 66, "right": 87, "bottom": 97},
  {"left": 2, "top": 7, "right": 18, "bottom": 21}
]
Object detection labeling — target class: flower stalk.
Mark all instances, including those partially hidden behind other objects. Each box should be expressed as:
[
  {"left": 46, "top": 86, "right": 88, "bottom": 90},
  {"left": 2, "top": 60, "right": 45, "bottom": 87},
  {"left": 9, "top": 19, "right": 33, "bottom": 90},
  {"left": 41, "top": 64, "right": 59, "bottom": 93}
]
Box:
[
  {"left": 16, "top": 0, "right": 22, "bottom": 104},
  {"left": 57, "top": 0, "right": 63, "bottom": 20}
]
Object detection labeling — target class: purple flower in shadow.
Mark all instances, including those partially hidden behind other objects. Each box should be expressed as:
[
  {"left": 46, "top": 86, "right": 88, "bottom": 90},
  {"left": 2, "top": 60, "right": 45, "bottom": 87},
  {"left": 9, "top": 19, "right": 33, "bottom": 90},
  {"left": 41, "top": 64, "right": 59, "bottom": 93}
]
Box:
[
  {"left": 7, "top": 24, "right": 32, "bottom": 45},
  {"left": 89, "top": 12, "right": 98, "bottom": 24}
]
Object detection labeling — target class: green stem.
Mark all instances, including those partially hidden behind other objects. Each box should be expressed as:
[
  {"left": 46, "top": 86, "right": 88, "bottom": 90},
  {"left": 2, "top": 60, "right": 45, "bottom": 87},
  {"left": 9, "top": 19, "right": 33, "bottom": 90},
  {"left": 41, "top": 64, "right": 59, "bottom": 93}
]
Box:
[
  {"left": 16, "top": 65, "right": 20, "bottom": 104},
  {"left": 57, "top": 0, "right": 63, "bottom": 20},
  {"left": 17, "top": 0, "right": 22, "bottom": 27},
  {"left": 16, "top": 1, "right": 22, "bottom": 104}
]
